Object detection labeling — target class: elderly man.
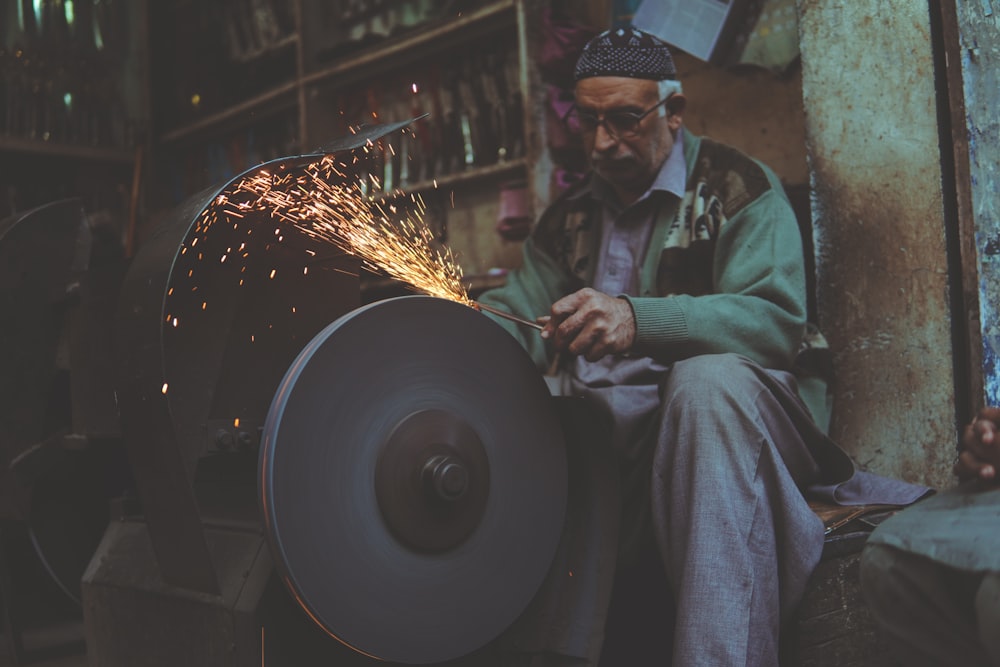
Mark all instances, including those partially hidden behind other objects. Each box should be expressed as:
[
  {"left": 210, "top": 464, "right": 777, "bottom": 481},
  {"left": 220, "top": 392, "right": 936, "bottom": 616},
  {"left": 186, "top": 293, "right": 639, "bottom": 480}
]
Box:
[{"left": 479, "top": 27, "right": 927, "bottom": 666}]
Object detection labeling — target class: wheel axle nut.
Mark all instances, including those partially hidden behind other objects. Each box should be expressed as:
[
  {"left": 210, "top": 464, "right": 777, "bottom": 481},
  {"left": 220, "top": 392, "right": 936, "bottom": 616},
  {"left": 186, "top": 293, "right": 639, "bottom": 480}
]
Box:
[{"left": 422, "top": 454, "right": 469, "bottom": 501}]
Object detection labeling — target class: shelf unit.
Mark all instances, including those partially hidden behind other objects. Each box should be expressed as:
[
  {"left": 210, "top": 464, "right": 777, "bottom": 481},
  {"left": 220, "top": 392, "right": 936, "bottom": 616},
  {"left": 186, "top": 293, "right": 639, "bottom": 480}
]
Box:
[
  {"left": 157, "top": 1, "right": 527, "bottom": 144},
  {"left": 149, "top": 0, "right": 549, "bottom": 293},
  {"left": 0, "top": 1, "right": 150, "bottom": 220}
]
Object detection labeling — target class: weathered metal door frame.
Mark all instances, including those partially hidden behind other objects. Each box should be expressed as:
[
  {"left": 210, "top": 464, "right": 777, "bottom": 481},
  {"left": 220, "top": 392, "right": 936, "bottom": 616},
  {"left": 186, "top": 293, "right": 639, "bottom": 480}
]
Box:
[{"left": 933, "top": 0, "right": 997, "bottom": 418}]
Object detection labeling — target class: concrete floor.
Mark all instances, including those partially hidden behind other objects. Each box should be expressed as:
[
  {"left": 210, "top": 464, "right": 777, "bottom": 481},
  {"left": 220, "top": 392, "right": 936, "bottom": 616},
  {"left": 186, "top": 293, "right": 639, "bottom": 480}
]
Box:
[
  {"left": 0, "top": 621, "right": 87, "bottom": 667},
  {"left": 0, "top": 651, "right": 87, "bottom": 667}
]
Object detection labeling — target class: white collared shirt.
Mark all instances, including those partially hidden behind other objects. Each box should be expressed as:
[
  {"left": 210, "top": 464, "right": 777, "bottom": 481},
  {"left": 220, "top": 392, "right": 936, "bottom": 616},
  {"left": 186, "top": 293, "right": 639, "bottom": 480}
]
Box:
[{"left": 569, "top": 132, "right": 686, "bottom": 389}]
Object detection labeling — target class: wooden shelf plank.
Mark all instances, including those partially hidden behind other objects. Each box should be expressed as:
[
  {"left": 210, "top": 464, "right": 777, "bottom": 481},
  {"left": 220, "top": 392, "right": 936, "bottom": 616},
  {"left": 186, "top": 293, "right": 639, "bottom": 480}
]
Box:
[
  {"left": 375, "top": 158, "right": 527, "bottom": 201},
  {"left": 0, "top": 136, "right": 134, "bottom": 163},
  {"left": 160, "top": 81, "right": 300, "bottom": 143},
  {"left": 301, "top": 0, "right": 517, "bottom": 90},
  {"left": 231, "top": 33, "right": 300, "bottom": 64}
]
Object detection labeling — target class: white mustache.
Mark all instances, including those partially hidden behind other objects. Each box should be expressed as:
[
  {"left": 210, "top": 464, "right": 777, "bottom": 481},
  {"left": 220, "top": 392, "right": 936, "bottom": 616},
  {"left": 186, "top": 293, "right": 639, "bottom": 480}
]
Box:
[{"left": 591, "top": 153, "right": 636, "bottom": 168}]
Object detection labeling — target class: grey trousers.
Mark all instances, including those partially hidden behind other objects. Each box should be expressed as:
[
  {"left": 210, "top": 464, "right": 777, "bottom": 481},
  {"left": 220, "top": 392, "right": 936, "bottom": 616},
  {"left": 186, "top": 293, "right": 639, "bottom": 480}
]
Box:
[
  {"left": 651, "top": 354, "right": 826, "bottom": 665},
  {"left": 861, "top": 543, "right": 1000, "bottom": 667},
  {"left": 512, "top": 353, "right": 924, "bottom": 666},
  {"left": 572, "top": 353, "right": 827, "bottom": 666}
]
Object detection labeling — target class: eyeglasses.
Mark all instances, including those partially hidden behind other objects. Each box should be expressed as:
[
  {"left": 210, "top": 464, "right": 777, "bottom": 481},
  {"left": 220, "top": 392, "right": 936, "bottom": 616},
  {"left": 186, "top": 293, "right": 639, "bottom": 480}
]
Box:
[{"left": 563, "top": 95, "right": 674, "bottom": 140}]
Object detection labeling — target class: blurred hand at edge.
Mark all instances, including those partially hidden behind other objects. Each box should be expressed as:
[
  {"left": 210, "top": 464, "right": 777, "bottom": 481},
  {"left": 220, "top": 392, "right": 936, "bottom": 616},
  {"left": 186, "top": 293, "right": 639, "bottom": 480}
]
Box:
[{"left": 956, "top": 406, "right": 1000, "bottom": 483}]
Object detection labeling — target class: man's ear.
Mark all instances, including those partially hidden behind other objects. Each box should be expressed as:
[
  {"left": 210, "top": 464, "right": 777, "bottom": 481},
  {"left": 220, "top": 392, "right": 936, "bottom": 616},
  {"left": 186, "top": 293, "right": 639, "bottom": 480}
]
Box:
[{"left": 667, "top": 94, "right": 686, "bottom": 130}]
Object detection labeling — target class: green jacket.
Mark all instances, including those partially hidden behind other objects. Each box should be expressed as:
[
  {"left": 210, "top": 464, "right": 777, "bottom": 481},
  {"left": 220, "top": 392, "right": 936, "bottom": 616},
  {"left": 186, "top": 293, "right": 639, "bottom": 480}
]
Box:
[{"left": 478, "top": 128, "right": 831, "bottom": 432}]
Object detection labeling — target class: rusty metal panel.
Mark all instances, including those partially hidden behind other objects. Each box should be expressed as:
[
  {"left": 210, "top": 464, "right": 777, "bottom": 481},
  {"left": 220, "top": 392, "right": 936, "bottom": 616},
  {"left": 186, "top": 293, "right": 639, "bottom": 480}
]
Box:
[
  {"left": 115, "top": 147, "right": 372, "bottom": 594},
  {"left": 798, "top": 0, "right": 956, "bottom": 489},
  {"left": 936, "top": 0, "right": 982, "bottom": 421}
]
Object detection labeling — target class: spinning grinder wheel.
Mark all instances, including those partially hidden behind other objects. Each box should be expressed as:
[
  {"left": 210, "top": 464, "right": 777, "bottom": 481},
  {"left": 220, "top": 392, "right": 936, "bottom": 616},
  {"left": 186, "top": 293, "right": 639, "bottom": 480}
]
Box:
[{"left": 259, "top": 295, "right": 568, "bottom": 664}]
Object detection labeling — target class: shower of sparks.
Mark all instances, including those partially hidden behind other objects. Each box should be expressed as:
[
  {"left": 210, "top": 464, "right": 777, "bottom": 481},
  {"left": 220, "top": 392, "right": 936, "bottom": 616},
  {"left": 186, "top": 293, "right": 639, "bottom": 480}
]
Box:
[
  {"left": 230, "top": 156, "right": 471, "bottom": 305},
  {"left": 163, "top": 148, "right": 477, "bottom": 354}
]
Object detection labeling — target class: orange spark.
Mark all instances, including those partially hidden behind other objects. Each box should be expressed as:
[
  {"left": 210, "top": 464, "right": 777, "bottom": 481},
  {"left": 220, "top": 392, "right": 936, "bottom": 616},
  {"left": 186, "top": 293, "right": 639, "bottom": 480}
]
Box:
[{"left": 231, "top": 160, "right": 470, "bottom": 304}]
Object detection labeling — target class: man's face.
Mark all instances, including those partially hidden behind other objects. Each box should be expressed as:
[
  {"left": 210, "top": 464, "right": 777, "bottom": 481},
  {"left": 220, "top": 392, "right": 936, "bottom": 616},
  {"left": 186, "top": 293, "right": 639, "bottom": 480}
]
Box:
[{"left": 573, "top": 77, "right": 683, "bottom": 199}]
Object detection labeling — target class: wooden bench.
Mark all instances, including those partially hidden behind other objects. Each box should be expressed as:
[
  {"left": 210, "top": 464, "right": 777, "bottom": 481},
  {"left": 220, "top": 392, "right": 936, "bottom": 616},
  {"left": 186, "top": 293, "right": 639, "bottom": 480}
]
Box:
[{"left": 782, "top": 505, "right": 900, "bottom": 667}]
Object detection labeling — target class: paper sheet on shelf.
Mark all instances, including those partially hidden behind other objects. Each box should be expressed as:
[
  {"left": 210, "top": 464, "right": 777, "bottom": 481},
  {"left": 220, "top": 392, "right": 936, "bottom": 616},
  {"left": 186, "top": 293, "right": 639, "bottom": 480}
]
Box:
[{"left": 632, "top": 0, "right": 734, "bottom": 62}]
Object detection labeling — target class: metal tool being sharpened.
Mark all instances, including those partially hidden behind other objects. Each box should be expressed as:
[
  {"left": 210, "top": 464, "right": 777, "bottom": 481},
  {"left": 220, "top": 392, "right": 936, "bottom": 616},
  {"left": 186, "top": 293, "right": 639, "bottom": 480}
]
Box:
[{"left": 474, "top": 301, "right": 545, "bottom": 331}]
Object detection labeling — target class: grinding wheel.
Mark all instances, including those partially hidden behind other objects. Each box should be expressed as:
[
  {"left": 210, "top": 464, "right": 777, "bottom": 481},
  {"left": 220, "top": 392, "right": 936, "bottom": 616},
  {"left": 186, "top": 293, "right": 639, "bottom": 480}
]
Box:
[{"left": 259, "top": 295, "right": 568, "bottom": 664}]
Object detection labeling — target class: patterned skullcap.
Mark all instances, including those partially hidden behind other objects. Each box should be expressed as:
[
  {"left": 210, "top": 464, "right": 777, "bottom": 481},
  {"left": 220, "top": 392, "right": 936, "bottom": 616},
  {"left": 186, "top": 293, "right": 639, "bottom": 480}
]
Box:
[{"left": 573, "top": 27, "right": 676, "bottom": 81}]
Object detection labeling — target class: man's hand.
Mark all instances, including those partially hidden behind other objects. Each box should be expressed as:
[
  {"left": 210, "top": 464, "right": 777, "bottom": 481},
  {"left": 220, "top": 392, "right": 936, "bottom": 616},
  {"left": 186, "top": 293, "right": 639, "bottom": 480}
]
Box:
[
  {"left": 538, "top": 288, "right": 636, "bottom": 362},
  {"left": 955, "top": 406, "right": 1000, "bottom": 483}
]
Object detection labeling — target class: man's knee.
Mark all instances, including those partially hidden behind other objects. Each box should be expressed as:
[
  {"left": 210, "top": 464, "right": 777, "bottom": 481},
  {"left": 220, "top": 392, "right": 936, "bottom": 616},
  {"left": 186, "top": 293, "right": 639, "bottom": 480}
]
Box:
[
  {"left": 662, "top": 353, "right": 762, "bottom": 407},
  {"left": 655, "top": 354, "right": 773, "bottom": 471}
]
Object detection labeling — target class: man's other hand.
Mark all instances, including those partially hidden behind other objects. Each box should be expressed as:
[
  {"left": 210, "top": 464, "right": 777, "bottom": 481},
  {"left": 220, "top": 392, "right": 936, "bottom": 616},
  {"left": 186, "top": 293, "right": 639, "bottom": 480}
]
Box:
[
  {"left": 956, "top": 406, "right": 1000, "bottom": 483},
  {"left": 539, "top": 288, "right": 636, "bottom": 362}
]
